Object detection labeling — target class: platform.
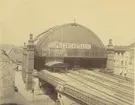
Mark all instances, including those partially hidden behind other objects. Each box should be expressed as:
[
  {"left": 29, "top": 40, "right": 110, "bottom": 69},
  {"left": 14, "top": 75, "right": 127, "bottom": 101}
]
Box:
[{"left": 15, "top": 70, "right": 55, "bottom": 105}]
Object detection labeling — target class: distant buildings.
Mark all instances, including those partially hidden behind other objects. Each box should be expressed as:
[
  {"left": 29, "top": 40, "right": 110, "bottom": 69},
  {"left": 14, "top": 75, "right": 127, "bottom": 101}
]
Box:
[
  {"left": 114, "top": 42, "right": 134, "bottom": 79},
  {"left": 0, "top": 50, "right": 15, "bottom": 104},
  {"left": 7, "top": 47, "right": 23, "bottom": 64}
]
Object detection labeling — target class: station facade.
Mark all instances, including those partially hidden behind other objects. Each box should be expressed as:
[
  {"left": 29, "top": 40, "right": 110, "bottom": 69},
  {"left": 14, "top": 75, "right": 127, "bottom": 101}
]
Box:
[
  {"left": 22, "top": 23, "right": 115, "bottom": 90},
  {"left": 33, "top": 23, "right": 109, "bottom": 70}
]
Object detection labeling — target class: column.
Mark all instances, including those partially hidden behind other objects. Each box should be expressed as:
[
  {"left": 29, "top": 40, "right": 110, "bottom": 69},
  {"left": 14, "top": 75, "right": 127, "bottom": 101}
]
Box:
[
  {"left": 25, "top": 34, "right": 35, "bottom": 90},
  {"left": 22, "top": 42, "right": 27, "bottom": 83},
  {"left": 106, "top": 39, "right": 115, "bottom": 73}
]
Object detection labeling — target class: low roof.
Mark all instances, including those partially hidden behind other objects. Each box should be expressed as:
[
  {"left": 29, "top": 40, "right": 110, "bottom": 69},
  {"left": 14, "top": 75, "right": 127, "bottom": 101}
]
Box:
[
  {"left": 114, "top": 45, "right": 128, "bottom": 52},
  {"left": 45, "top": 61, "right": 67, "bottom": 68},
  {"left": 129, "top": 42, "right": 135, "bottom": 47}
]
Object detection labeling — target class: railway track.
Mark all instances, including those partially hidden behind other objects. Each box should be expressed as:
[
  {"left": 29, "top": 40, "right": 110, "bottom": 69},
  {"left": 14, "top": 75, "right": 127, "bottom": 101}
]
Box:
[
  {"left": 65, "top": 72, "right": 133, "bottom": 105},
  {"left": 69, "top": 71, "right": 133, "bottom": 97},
  {"left": 60, "top": 74, "right": 120, "bottom": 105},
  {"left": 78, "top": 69, "right": 134, "bottom": 91},
  {"left": 38, "top": 70, "right": 133, "bottom": 105},
  {"left": 107, "top": 72, "right": 134, "bottom": 83},
  {"left": 69, "top": 70, "right": 134, "bottom": 97},
  {"left": 64, "top": 83, "right": 116, "bottom": 105},
  {"left": 39, "top": 71, "right": 116, "bottom": 105},
  {"left": 94, "top": 70, "right": 134, "bottom": 85}
]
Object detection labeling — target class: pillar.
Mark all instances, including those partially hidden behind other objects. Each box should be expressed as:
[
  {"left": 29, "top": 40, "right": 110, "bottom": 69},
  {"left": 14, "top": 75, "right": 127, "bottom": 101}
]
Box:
[
  {"left": 25, "top": 34, "right": 34, "bottom": 90},
  {"left": 22, "top": 42, "right": 27, "bottom": 83},
  {"left": 106, "top": 39, "right": 115, "bottom": 73}
]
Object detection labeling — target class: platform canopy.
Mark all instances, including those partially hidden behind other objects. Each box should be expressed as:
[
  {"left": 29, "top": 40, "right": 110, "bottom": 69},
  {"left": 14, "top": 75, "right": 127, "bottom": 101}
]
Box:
[{"left": 45, "top": 61, "right": 68, "bottom": 68}]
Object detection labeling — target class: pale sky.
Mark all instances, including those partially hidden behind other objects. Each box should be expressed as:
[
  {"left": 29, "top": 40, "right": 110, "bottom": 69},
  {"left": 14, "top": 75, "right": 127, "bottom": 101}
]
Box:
[{"left": 0, "top": 0, "right": 135, "bottom": 46}]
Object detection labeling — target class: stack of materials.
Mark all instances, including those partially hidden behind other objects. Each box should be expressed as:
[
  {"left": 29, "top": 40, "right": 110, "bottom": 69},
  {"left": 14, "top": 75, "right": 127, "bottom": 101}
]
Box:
[{"left": 0, "top": 50, "right": 16, "bottom": 104}]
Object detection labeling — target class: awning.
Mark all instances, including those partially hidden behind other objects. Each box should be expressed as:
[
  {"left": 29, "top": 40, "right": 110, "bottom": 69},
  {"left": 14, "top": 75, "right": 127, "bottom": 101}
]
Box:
[{"left": 45, "top": 61, "right": 68, "bottom": 68}]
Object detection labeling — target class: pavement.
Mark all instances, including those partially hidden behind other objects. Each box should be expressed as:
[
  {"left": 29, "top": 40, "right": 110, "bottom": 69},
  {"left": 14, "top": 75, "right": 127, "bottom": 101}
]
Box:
[
  {"left": 0, "top": 92, "right": 29, "bottom": 105},
  {"left": 13, "top": 92, "right": 29, "bottom": 105},
  {"left": 15, "top": 70, "right": 55, "bottom": 105}
]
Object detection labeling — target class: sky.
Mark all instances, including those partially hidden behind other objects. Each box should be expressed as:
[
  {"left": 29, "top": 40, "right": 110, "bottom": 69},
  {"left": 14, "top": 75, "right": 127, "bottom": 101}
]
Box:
[{"left": 0, "top": 0, "right": 135, "bottom": 46}]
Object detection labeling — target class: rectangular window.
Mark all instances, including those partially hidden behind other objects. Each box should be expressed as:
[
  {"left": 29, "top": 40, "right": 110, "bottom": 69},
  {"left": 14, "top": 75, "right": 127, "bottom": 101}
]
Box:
[
  {"left": 85, "top": 50, "right": 89, "bottom": 56},
  {"left": 67, "top": 50, "right": 73, "bottom": 56}
]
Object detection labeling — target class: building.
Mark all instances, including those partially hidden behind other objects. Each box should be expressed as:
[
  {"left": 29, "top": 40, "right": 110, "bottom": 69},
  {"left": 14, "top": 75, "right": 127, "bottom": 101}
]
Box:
[
  {"left": 33, "top": 23, "right": 109, "bottom": 71},
  {"left": 114, "top": 42, "right": 135, "bottom": 79},
  {"left": 0, "top": 50, "right": 15, "bottom": 104},
  {"left": 22, "top": 23, "right": 115, "bottom": 90}
]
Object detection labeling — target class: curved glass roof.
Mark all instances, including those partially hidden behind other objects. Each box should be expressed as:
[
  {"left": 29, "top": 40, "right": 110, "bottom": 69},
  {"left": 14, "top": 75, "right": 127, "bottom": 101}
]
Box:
[
  {"left": 34, "top": 23, "right": 105, "bottom": 48},
  {"left": 34, "top": 23, "right": 107, "bottom": 57}
]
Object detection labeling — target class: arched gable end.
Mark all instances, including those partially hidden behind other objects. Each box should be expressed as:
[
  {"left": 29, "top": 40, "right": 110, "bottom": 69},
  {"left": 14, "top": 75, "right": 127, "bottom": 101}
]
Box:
[{"left": 34, "top": 23, "right": 107, "bottom": 58}]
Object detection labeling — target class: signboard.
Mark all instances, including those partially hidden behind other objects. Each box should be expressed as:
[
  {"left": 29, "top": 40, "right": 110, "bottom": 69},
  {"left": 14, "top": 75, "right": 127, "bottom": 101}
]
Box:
[
  {"left": 47, "top": 41, "right": 91, "bottom": 50},
  {"left": 55, "top": 42, "right": 91, "bottom": 49},
  {"left": 41, "top": 41, "right": 107, "bottom": 58}
]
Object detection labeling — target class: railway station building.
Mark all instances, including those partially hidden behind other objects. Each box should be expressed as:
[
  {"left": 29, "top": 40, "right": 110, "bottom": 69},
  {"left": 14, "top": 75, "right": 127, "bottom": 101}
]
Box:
[
  {"left": 33, "top": 23, "right": 110, "bottom": 70},
  {"left": 22, "top": 23, "right": 115, "bottom": 90}
]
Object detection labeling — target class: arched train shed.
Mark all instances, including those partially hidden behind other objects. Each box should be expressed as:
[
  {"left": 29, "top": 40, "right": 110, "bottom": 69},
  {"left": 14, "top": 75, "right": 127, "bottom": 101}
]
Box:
[{"left": 33, "top": 23, "right": 108, "bottom": 70}]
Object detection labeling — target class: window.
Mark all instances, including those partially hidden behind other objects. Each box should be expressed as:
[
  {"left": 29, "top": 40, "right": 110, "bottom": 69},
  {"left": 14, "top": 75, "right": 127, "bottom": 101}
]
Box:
[
  {"left": 74, "top": 49, "right": 78, "bottom": 56},
  {"left": 85, "top": 50, "right": 89, "bottom": 56},
  {"left": 67, "top": 50, "right": 73, "bottom": 56}
]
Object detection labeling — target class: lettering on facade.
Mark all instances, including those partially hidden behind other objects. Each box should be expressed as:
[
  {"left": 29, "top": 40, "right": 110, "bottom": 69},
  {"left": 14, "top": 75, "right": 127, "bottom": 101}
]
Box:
[{"left": 56, "top": 42, "right": 91, "bottom": 49}]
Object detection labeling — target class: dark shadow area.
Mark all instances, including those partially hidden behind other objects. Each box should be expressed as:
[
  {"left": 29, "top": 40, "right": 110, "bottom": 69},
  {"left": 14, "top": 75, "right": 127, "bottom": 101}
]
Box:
[
  {"left": 34, "top": 56, "right": 107, "bottom": 72},
  {"left": 39, "top": 79, "right": 58, "bottom": 101},
  {"left": 64, "top": 57, "right": 107, "bottom": 69},
  {"left": 34, "top": 56, "right": 46, "bottom": 71}
]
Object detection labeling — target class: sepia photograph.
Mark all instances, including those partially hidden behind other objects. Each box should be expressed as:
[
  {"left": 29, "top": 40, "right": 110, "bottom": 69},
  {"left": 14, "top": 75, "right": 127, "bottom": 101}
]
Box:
[{"left": 0, "top": 0, "right": 135, "bottom": 105}]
